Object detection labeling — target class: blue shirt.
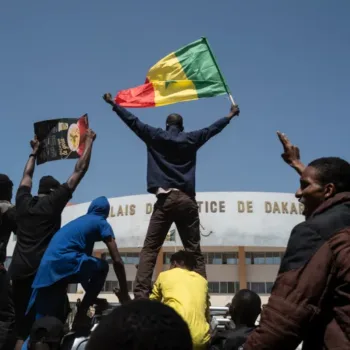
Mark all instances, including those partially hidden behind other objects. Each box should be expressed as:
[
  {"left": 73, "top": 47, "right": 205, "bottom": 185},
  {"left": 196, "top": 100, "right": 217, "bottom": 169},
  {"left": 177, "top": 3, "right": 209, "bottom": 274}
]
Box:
[{"left": 112, "top": 104, "right": 231, "bottom": 196}]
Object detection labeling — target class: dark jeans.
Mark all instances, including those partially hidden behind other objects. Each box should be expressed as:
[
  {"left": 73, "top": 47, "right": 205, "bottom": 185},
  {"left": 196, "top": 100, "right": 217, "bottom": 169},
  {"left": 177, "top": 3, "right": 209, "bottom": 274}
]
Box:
[
  {"left": 12, "top": 275, "right": 36, "bottom": 340},
  {"left": 134, "top": 191, "right": 206, "bottom": 299},
  {"left": 0, "top": 269, "right": 16, "bottom": 350}
]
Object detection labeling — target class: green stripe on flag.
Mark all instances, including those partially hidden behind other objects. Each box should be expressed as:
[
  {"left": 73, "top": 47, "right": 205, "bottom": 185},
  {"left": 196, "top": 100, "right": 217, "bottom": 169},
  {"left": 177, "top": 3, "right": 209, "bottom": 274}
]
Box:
[{"left": 174, "top": 38, "right": 228, "bottom": 98}]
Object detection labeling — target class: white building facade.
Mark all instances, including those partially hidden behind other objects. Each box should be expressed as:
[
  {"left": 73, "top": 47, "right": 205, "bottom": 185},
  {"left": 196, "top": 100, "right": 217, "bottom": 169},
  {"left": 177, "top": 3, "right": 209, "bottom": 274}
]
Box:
[{"left": 5, "top": 191, "right": 304, "bottom": 306}]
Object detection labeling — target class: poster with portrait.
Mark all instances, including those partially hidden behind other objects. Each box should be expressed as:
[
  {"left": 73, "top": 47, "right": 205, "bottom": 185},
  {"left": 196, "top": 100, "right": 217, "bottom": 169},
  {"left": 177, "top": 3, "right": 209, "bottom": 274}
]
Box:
[{"left": 34, "top": 114, "right": 89, "bottom": 165}]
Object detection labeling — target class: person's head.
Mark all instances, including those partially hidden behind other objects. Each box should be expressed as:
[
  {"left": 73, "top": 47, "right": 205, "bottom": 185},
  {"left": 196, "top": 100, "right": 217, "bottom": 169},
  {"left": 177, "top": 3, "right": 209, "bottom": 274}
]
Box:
[
  {"left": 170, "top": 250, "right": 196, "bottom": 271},
  {"left": 166, "top": 113, "right": 184, "bottom": 131},
  {"left": 0, "top": 174, "right": 13, "bottom": 201},
  {"left": 229, "top": 289, "right": 261, "bottom": 327},
  {"left": 87, "top": 196, "right": 110, "bottom": 219},
  {"left": 28, "top": 316, "right": 64, "bottom": 350},
  {"left": 38, "top": 176, "right": 60, "bottom": 196},
  {"left": 86, "top": 299, "right": 192, "bottom": 350},
  {"left": 295, "top": 157, "right": 350, "bottom": 217}
]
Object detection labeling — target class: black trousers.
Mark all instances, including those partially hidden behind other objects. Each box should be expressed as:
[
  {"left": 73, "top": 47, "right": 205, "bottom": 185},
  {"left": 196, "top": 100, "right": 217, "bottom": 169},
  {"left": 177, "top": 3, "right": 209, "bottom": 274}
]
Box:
[
  {"left": 12, "top": 275, "right": 36, "bottom": 340},
  {"left": 134, "top": 191, "right": 206, "bottom": 299},
  {"left": 0, "top": 269, "right": 16, "bottom": 350}
]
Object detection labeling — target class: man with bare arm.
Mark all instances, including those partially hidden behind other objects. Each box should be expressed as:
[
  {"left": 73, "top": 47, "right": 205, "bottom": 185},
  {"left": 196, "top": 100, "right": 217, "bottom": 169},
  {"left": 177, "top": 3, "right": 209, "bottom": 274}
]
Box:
[
  {"left": 277, "top": 131, "right": 305, "bottom": 175},
  {"left": 245, "top": 132, "right": 350, "bottom": 349},
  {"left": 10, "top": 130, "right": 96, "bottom": 350}
]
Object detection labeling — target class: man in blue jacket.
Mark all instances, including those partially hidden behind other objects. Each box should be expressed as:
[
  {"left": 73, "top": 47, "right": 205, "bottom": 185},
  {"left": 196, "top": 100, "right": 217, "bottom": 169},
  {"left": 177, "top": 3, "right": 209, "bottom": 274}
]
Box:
[
  {"left": 24, "top": 196, "right": 129, "bottom": 336},
  {"left": 103, "top": 93, "right": 240, "bottom": 299}
]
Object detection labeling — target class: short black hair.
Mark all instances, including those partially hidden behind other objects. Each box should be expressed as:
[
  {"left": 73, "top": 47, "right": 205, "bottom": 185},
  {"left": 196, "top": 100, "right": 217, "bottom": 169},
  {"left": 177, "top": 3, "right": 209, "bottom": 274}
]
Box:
[
  {"left": 38, "top": 176, "right": 60, "bottom": 195},
  {"left": 229, "top": 289, "right": 261, "bottom": 327},
  {"left": 86, "top": 299, "right": 192, "bottom": 350},
  {"left": 166, "top": 113, "right": 183, "bottom": 131},
  {"left": 308, "top": 157, "right": 350, "bottom": 194},
  {"left": 170, "top": 250, "right": 196, "bottom": 271},
  {"left": 0, "top": 174, "right": 13, "bottom": 201}
]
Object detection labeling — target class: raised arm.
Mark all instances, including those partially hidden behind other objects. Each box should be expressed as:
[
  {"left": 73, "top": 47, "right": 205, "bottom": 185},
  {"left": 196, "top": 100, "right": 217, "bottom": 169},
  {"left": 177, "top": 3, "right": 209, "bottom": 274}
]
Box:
[
  {"left": 66, "top": 129, "right": 96, "bottom": 192},
  {"left": 103, "top": 93, "right": 159, "bottom": 144},
  {"left": 188, "top": 104, "right": 240, "bottom": 148},
  {"left": 19, "top": 136, "right": 40, "bottom": 189},
  {"left": 104, "top": 236, "right": 130, "bottom": 304},
  {"left": 277, "top": 131, "right": 305, "bottom": 175}
]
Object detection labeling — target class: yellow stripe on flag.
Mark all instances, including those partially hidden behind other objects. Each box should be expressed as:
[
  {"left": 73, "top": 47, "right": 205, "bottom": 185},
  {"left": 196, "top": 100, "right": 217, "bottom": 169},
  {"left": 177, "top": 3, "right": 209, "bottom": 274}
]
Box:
[
  {"left": 147, "top": 52, "right": 188, "bottom": 82},
  {"left": 152, "top": 81, "right": 198, "bottom": 107},
  {"left": 146, "top": 51, "right": 198, "bottom": 106}
]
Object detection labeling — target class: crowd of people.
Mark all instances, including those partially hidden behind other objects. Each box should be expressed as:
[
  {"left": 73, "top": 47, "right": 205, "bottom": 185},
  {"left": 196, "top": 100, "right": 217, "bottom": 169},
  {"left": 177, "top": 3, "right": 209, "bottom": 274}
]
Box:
[{"left": 0, "top": 94, "right": 349, "bottom": 350}]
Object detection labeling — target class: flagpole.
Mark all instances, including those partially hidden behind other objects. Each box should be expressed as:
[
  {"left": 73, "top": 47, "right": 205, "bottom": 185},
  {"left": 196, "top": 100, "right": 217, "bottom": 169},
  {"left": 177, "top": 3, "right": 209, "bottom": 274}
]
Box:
[
  {"left": 228, "top": 94, "right": 236, "bottom": 106},
  {"left": 202, "top": 37, "right": 237, "bottom": 106}
]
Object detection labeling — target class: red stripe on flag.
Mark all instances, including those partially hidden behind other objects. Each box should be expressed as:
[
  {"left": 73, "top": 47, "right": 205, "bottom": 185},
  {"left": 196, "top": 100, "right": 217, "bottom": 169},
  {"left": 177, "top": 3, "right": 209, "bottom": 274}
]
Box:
[{"left": 115, "top": 82, "right": 156, "bottom": 108}]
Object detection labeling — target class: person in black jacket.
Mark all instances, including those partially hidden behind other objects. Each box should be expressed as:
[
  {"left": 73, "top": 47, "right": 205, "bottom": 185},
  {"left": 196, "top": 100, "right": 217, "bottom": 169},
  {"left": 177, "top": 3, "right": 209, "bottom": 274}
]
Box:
[
  {"left": 210, "top": 289, "right": 261, "bottom": 350},
  {"left": 0, "top": 174, "right": 17, "bottom": 350},
  {"left": 103, "top": 93, "right": 240, "bottom": 299},
  {"left": 10, "top": 130, "right": 96, "bottom": 350}
]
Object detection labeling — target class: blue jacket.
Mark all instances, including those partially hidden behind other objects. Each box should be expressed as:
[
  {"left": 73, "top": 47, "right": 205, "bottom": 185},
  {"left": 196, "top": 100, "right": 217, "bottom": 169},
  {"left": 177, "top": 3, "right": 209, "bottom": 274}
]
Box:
[
  {"left": 26, "top": 197, "right": 114, "bottom": 314},
  {"left": 112, "top": 104, "right": 231, "bottom": 196}
]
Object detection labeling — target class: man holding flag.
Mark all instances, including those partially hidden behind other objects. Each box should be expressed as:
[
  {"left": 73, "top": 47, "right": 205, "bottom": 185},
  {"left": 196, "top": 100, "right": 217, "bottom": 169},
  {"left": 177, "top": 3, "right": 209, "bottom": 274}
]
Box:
[
  {"left": 104, "top": 92, "right": 239, "bottom": 299},
  {"left": 103, "top": 37, "right": 239, "bottom": 299}
]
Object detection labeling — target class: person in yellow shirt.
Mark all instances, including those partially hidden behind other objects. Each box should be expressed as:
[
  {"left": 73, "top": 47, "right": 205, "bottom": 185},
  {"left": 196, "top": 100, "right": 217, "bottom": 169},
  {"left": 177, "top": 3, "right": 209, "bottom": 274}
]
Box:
[{"left": 150, "top": 250, "right": 210, "bottom": 350}]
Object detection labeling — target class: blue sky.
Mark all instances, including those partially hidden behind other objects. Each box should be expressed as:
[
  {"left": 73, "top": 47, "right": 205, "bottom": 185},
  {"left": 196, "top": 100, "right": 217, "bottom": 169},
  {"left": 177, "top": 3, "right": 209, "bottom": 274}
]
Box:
[{"left": 1, "top": 0, "right": 350, "bottom": 204}]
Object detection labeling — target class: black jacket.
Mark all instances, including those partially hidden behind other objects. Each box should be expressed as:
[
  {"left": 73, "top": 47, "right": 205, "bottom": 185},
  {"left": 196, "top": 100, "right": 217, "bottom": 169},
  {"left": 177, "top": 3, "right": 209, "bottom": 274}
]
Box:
[
  {"left": 112, "top": 103, "right": 230, "bottom": 196},
  {"left": 0, "top": 202, "right": 16, "bottom": 265},
  {"left": 210, "top": 326, "right": 255, "bottom": 350}
]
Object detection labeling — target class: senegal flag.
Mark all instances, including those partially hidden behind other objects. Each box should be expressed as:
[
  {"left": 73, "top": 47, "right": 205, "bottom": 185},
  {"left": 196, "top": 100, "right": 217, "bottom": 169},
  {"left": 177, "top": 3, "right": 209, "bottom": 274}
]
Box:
[{"left": 115, "top": 37, "right": 230, "bottom": 108}]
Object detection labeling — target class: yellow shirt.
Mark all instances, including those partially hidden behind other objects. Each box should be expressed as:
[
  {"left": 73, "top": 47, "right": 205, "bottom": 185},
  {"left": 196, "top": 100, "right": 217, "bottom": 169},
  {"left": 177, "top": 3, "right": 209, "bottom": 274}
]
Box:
[{"left": 150, "top": 268, "right": 210, "bottom": 349}]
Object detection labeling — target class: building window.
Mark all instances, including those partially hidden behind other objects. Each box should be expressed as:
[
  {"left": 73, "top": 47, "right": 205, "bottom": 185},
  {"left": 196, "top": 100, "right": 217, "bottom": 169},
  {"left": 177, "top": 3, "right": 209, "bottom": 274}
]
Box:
[
  {"left": 223, "top": 252, "right": 238, "bottom": 265},
  {"left": 266, "top": 282, "right": 274, "bottom": 293},
  {"left": 163, "top": 252, "right": 172, "bottom": 264},
  {"left": 252, "top": 252, "right": 265, "bottom": 264},
  {"left": 247, "top": 282, "right": 275, "bottom": 294},
  {"left": 103, "top": 281, "right": 119, "bottom": 292},
  {"left": 208, "top": 282, "right": 220, "bottom": 293},
  {"left": 125, "top": 253, "right": 139, "bottom": 265},
  {"left": 103, "top": 253, "right": 140, "bottom": 265},
  {"left": 246, "top": 252, "right": 284, "bottom": 265},
  {"left": 248, "top": 282, "right": 265, "bottom": 294},
  {"left": 265, "top": 252, "right": 283, "bottom": 265},
  {"left": 206, "top": 252, "right": 238, "bottom": 265},
  {"left": 208, "top": 281, "right": 239, "bottom": 294},
  {"left": 220, "top": 282, "right": 228, "bottom": 293}
]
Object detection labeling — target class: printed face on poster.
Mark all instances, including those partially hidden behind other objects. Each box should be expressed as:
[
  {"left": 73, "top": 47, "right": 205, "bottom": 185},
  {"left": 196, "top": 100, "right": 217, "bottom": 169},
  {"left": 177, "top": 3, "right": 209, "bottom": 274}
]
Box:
[{"left": 34, "top": 114, "right": 88, "bottom": 165}]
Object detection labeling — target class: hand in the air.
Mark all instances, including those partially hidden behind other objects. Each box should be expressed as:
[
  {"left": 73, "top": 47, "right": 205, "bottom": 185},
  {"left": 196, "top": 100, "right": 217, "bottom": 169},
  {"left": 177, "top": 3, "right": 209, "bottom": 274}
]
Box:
[
  {"left": 277, "top": 131, "right": 301, "bottom": 167},
  {"left": 113, "top": 287, "right": 131, "bottom": 304},
  {"left": 103, "top": 93, "right": 114, "bottom": 105},
  {"left": 227, "top": 104, "right": 240, "bottom": 119},
  {"left": 30, "top": 135, "right": 40, "bottom": 153},
  {"left": 85, "top": 129, "right": 97, "bottom": 142}
]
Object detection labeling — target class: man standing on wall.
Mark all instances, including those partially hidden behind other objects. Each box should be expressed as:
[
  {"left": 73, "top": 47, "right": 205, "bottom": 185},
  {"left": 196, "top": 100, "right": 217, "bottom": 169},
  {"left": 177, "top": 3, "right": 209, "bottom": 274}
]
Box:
[
  {"left": 103, "top": 93, "right": 240, "bottom": 299},
  {"left": 10, "top": 130, "right": 96, "bottom": 350}
]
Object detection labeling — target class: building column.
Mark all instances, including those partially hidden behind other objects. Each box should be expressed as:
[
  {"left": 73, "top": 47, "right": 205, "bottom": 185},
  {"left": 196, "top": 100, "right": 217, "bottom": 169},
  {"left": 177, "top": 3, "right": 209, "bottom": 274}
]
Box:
[
  {"left": 154, "top": 248, "right": 164, "bottom": 281},
  {"left": 238, "top": 246, "right": 247, "bottom": 289}
]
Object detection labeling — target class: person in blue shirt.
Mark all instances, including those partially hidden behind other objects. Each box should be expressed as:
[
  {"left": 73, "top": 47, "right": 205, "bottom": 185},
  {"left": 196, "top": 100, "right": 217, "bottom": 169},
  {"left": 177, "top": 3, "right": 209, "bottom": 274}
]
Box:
[
  {"left": 103, "top": 93, "right": 240, "bottom": 299},
  {"left": 24, "top": 196, "right": 130, "bottom": 337}
]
